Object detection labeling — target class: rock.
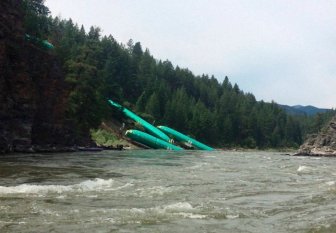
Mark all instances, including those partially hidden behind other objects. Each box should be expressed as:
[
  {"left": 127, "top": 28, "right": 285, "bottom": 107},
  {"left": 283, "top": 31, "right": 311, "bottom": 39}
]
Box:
[
  {"left": 296, "top": 116, "right": 336, "bottom": 156},
  {"left": 0, "top": 0, "right": 90, "bottom": 154}
]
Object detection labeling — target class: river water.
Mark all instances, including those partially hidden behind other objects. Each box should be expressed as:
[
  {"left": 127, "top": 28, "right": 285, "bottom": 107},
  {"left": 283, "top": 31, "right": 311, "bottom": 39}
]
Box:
[{"left": 0, "top": 150, "right": 336, "bottom": 233}]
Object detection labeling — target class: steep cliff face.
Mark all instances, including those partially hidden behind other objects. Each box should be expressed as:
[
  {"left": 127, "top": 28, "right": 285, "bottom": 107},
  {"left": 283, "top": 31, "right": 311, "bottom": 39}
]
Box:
[
  {"left": 0, "top": 0, "right": 78, "bottom": 153},
  {"left": 297, "top": 116, "right": 336, "bottom": 156}
]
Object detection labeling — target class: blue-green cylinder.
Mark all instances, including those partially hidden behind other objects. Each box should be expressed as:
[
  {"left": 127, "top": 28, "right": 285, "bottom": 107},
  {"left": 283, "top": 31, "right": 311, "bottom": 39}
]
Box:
[
  {"left": 125, "top": 129, "right": 183, "bottom": 150},
  {"left": 157, "top": 126, "right": 214, "bottom": 151}
]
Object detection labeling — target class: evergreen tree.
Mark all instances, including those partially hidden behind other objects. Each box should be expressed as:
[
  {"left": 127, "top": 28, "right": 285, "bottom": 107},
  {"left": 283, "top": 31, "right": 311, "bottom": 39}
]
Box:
[
  {"left": 23, "top": 0, "right": 50, "bottom": 38},
  {"left": 145, "top": 92, "right": 161, "bottom": 120}
]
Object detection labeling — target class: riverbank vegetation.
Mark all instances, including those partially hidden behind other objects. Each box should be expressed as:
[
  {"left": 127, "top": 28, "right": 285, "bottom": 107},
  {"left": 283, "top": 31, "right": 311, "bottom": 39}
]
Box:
[{"left": 23, "top": 0, "right": 335, "bottom": 149}]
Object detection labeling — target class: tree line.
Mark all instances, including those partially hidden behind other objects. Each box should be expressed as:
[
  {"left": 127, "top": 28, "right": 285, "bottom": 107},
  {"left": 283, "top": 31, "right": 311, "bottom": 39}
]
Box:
[{"left": 22, "top": 0, "right": 335, "bottom": 148}]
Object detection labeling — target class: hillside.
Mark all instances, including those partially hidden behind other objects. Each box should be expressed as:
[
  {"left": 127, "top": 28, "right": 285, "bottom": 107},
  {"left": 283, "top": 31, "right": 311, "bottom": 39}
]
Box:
[
  {"left": 44, "top": 15, "right": 307, "bottom": 148},
  {"left": 0, "top": 0, "right": 91, "bottom": 153},
  {"left": 1, "top": 0, "right": 334, "bottom": 153},
  {"left": 279, "top": 104, "right": 330, "bottom": 116}
]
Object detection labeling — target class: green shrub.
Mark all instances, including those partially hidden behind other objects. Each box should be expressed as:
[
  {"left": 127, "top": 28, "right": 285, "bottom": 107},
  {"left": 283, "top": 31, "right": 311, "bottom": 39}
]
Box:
[{"left": 90, "top": 129, "right": 119, "bottom": 146}]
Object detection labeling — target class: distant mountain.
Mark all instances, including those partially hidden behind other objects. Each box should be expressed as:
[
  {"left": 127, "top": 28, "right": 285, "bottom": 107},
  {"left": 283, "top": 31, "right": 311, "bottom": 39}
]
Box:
[{"left": 279, "top": 105, "right": 330, "bottom": 116}]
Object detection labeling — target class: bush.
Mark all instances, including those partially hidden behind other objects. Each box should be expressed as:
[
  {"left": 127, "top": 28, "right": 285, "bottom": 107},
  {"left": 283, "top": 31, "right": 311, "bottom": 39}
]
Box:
[{"left": 90, "top": 129, "right": 119, "bottom": 146}]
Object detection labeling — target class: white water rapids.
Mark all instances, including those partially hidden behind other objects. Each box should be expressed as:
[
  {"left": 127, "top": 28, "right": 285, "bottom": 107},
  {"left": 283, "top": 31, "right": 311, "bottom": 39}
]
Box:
[{"left": 1, "top": 150, "right": 336, "bottom": 232}]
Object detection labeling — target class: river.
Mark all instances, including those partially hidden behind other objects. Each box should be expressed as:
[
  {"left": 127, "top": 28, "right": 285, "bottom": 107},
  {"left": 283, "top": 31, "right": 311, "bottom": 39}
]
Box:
[{"left": 0, "top": 150, "right": 336, "bottom": 232}]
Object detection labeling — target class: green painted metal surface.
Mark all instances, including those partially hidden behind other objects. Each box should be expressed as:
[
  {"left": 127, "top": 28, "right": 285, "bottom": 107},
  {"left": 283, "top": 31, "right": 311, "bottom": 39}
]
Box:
[
  {"left": 108, "top": 100, "right": 170, "bottom": 142},
  {"left": 157, "top": 126, "right": 214, "bottom": 151},
  {"left": 125, "top": 130, "right": 183, "bottom": 150},
  {"left": 41, "top": 40, "right": 54, "bottom": 49},
  {"left": 25, "top": 34, "right": 54, "bottom": 50}
]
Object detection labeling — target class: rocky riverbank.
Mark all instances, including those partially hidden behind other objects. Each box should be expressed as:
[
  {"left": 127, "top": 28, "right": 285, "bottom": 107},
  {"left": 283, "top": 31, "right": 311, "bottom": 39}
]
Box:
[{"left": 296, "top": 116, "right": 336, "bottom": 156}]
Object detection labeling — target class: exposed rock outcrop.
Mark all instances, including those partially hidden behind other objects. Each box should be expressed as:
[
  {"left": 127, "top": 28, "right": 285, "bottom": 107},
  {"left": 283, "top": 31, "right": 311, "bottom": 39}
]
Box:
[
  {"left": 0, "top": 0, "right": 80, "bottom": 153},
  {"left": 296, "top": 116, "right": 336, "bottom": 156}
]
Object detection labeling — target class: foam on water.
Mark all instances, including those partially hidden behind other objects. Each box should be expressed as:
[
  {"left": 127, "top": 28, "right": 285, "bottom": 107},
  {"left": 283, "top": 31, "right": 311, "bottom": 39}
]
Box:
[
  {"left": 0, "top": 221, "right": 26, "bottom": 225},
  {"left": 297, "top": 165, "right": 311, "bottom": 173},
  {"left": 162, "top": 202, "right": 194, "bottom": 211},
  {"left": 326, "top": 181, "right": 335, "bottom": 186},
  {"left": 133, "top": 202, "right": 207, "bottom": 221},
  {"left": 188, "top": 162, "right": 208, "bottom": 170},
  {"left": 0, "top": 178, "right": 115, "bottom": 194},
  {"left": 83, "top": 201, "right": 206, "bottom": 226},
  {"left": 177, "top": 212, "right": 207, "bottom": 219},
  {"left": 136, "top": 185, "right": 177, "bottom": 197},
  {"left": 226, "top": 214, "right": 239, "bottom": 219},
  {"left": 125, "top": 202, "right": 195, "bottom": 214}
]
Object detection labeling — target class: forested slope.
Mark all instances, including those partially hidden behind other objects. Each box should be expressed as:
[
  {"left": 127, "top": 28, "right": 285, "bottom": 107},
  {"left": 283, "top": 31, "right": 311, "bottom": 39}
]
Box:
[
  {"left": 46, "top": 15, "right": 305, "bottom": 148},
  {"left": 1, "top": 0, "right": 334, "bottom": 153}
]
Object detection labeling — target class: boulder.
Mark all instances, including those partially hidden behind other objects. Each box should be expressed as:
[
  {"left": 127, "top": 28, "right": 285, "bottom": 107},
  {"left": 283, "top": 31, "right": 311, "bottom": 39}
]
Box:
[{"left": 296, "top": 116, "right": 336, "bottom": 156}]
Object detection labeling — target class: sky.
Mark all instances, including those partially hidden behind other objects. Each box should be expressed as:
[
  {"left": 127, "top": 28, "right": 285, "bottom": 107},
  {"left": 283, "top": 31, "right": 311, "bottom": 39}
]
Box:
[{"left": 45, "top": 0, "right": 336, "bottom": 108}]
